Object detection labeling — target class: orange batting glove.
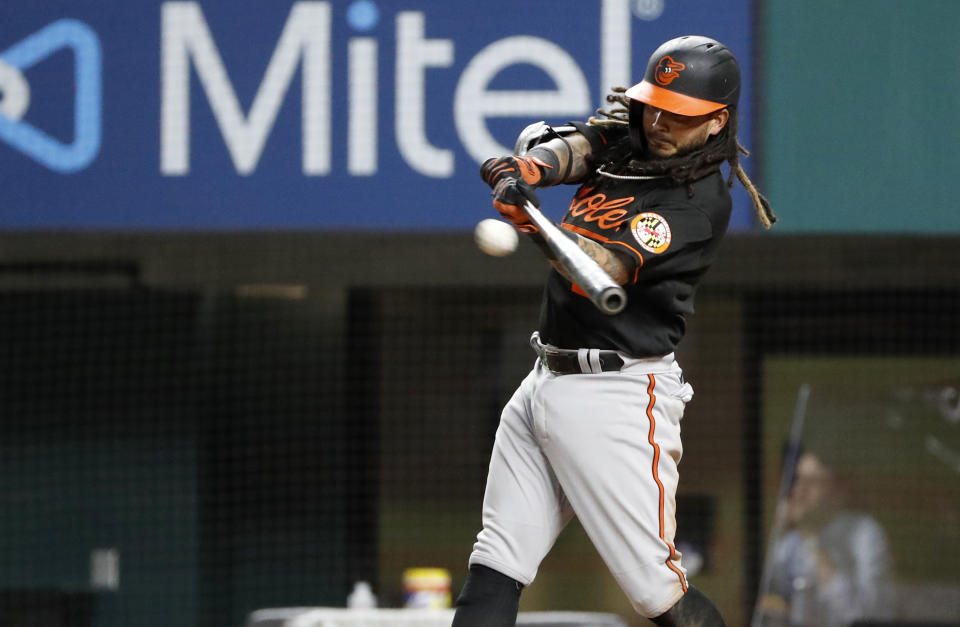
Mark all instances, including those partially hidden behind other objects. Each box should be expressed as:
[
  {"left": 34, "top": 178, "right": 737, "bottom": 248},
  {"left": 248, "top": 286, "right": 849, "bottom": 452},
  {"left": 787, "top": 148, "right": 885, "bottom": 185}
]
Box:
[
  {"left": 491, "top": 177, "right": 541, "bottom": 233},
  {"left": 480, "top": 155, "right": 552, "bottom": 233},
  {"left": 480, "top": 154, "right": 551, "bottom": 188}
]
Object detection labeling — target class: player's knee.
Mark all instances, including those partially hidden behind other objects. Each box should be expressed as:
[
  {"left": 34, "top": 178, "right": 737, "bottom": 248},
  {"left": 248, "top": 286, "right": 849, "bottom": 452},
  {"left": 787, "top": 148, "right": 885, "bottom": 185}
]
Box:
[
  {"left": 650, "top": 586, "right": 726, "bottom": 627},
  {"left": 452, "top": 564, "right": 523, "bottom": 627}
]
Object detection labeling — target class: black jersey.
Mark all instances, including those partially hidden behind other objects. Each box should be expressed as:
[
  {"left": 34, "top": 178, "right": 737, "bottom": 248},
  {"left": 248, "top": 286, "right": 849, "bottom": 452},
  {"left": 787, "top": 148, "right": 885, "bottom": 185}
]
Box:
[{"left": 537, "top": 124, "right": 732, "bottom": 357}]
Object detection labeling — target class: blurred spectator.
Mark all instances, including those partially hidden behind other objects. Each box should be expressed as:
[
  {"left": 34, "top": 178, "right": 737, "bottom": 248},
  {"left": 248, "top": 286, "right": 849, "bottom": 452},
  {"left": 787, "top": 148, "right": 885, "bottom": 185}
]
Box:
[{"left": 757, "top": 448, "right": 894, "bottom": 627}]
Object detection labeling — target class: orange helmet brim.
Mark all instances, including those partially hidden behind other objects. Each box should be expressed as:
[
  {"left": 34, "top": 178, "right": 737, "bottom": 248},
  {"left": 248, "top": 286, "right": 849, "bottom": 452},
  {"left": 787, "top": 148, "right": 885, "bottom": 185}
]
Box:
[{"left": 625, "top": 81, "right": 727, "bottom": 117}]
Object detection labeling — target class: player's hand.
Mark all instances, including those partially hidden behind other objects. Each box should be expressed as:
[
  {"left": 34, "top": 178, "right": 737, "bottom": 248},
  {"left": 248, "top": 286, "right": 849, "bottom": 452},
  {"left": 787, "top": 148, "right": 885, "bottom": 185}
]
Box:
[
  {"left": 491, "top": 177, "right": 540, "bottom": 233},
  {"left": 480, "top": 155, "right": 548, "bottom": 188},
  {"left": 480, "top": 154, "right": 553, "bottom": 233}
]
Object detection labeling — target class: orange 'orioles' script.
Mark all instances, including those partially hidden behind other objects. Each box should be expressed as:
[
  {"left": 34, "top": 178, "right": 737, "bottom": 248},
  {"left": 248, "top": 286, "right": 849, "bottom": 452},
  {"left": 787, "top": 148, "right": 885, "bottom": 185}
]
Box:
[{"left": 566, "top": 187, "right": 635, "bottom": 231}]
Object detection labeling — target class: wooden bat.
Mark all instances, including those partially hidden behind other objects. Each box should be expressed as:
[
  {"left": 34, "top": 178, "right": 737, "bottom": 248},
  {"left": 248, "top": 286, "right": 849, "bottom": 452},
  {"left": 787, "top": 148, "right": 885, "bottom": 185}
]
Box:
[{"left": 521, "top": 200, "right": 627, "bottom": 315}]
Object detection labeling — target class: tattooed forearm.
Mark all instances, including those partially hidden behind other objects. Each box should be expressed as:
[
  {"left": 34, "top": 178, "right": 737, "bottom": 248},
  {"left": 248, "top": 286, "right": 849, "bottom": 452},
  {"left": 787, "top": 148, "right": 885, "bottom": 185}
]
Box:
[{"left": 548, "top": 234, "right": 633, "bottom": 286}]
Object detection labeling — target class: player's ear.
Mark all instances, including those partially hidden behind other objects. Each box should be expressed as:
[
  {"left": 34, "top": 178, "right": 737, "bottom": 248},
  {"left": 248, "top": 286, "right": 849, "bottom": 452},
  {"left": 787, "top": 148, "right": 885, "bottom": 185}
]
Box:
[{"left": 707, "top": 108, "right": 729, "bottom": 136}]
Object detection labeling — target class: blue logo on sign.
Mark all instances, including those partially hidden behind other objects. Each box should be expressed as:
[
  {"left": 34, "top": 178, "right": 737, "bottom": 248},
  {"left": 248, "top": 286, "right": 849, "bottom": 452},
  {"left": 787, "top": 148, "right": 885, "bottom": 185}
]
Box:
[{"left": 0, "top": 19, "right": 102, "bottom": 173}]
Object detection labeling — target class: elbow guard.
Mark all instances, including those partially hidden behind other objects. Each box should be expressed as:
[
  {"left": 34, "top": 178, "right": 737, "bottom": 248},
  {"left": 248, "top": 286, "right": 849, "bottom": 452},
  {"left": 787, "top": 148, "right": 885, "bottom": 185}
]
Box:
[{"left": 513, "top": 121, "right": 577, "bottom": 155}]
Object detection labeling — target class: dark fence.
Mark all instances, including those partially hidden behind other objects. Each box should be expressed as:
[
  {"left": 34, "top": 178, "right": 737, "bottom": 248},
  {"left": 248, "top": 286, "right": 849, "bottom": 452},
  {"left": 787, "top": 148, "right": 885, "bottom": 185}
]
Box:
[{"left": 0, "top": 233, "right": 958, "bottom": 627}]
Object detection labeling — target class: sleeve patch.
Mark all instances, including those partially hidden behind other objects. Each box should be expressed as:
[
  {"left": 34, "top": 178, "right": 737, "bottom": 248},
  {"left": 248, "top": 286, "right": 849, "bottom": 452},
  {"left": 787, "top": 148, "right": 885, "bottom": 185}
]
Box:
[{"left": 631, "top": 212, "right": 672, "bottom": 254}]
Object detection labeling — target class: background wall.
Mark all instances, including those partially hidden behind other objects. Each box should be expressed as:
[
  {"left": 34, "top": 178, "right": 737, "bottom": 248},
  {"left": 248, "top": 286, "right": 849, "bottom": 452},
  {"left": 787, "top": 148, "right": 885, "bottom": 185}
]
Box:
[{"left": 760, "top": 0, "right": 960, "bottom": 232}]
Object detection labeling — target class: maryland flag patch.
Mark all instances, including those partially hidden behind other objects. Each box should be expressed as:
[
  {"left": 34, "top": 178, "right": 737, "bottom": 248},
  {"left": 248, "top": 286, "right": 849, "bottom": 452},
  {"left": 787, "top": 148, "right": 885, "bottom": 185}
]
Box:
[{"left": 631, "top": 212, "right": 672, "bottom": 254}]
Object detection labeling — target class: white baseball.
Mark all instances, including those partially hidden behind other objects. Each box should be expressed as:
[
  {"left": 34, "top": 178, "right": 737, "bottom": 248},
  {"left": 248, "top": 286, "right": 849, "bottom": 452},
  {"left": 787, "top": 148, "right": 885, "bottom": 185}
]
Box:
[{"left": 474, "top": 218, "right": 519, "bottom": 257}]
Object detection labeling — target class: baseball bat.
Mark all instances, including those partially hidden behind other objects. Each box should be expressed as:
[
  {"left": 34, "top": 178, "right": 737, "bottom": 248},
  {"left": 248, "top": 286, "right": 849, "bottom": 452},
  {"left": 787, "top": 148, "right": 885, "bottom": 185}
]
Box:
[
  {"left": 521, "top": 200, "right": 627, "bottom": 315},
  {"left": 750, "top": 383, "right": 811, "bottom": 627}
]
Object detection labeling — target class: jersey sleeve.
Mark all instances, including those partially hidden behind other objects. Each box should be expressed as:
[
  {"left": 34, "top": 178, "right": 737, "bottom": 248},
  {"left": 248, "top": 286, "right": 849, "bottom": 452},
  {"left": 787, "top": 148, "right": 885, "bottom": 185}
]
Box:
[{"left": 568, "top": 121, "right": 627, "bottom": 156}]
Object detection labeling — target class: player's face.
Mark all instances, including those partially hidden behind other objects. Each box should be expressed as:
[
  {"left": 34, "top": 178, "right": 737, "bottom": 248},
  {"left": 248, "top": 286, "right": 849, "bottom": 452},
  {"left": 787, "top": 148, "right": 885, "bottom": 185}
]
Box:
[
  {"left": 791, "top": 453, "right": 833, "bottom": 514},
  {"left": 642, "top": 106, "right": 729, "bottom": 158}
]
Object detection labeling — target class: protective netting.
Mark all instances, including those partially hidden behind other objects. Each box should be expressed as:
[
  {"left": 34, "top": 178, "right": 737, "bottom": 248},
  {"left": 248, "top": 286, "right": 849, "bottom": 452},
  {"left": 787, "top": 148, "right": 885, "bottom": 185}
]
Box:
[
  {"left": 755, "top": 361, "right": 960, "bottom": 627},
  {"left": 0, "top": 262, "right": 958, "bottom": 627}
]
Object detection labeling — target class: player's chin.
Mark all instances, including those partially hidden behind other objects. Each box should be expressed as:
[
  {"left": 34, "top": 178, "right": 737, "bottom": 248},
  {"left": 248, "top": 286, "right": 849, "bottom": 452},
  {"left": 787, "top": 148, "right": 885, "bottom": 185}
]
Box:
[{"left": 647, "top": 139, "right": 676, "bottom": 158}]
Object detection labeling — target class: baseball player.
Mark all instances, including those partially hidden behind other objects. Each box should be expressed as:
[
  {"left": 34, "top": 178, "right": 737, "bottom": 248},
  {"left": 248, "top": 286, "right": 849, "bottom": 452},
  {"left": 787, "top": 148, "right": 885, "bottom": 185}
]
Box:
[
  {"left": 756, "top": 448, "right": 894, "bottom": 627},
  {"left": 452, "top": 36, "right": 775, "bottom": 627}
]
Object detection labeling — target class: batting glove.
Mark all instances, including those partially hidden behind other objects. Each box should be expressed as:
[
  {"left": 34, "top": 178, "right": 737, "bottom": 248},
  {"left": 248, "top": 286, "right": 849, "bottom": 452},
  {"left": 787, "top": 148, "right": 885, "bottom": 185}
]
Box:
[
  {"left": 491, "top": 177, "right": 541, "bottom": 233},
  {"left": 480, "top": 154, "right": 551, "bottom": 188},
  {"left": 481, "top": 155, "right": 553, "bottom": 232}
]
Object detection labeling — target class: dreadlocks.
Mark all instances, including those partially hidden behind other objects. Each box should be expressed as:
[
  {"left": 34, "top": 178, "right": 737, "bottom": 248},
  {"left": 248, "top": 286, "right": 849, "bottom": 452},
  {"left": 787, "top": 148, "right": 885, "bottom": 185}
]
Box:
[{"left": 588, "top": 87, "right": 776, "bottom": 229}]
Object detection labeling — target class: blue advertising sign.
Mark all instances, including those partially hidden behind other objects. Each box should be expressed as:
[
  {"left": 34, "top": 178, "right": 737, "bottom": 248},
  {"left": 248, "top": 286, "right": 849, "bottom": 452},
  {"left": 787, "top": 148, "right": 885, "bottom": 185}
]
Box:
[{"left": 0, "top": 0, "right": 755, "bottom": 229}]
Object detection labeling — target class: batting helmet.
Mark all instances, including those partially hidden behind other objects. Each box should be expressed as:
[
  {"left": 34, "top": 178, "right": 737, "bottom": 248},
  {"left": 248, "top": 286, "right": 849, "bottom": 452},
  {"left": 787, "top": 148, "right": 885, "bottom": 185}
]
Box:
[{"left": 626, "top": 35, "right": 740, "bottom": 116}]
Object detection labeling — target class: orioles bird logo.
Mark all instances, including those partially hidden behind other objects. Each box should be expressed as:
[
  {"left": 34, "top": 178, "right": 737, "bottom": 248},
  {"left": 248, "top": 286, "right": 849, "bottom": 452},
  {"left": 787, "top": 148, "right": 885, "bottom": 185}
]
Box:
[{"left": 655, "top": 56, "right": 686, "bottom": 85}]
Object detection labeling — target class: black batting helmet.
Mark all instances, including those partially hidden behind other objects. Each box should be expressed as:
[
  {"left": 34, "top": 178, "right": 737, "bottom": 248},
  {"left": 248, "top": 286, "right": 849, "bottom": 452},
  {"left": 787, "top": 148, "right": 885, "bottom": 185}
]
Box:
[{"left": 626, "top": 35, "right": 740, "bottom": 115}]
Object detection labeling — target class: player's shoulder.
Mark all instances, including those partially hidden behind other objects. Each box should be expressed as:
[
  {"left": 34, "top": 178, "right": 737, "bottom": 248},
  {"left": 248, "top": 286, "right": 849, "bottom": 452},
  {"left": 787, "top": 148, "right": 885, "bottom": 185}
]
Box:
[
  {"left": 568, "top": 121, "right": 628, "bottom": 155},
  {"left": 657, "top": 171, "right": 731, "bottom": 218},
  {"left": 637, "top": 177, "right": 730, "bottom": 240}
]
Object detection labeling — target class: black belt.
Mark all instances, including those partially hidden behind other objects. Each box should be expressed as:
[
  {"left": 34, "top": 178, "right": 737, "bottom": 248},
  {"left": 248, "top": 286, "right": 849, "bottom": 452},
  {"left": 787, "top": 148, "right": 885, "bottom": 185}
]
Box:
[{"left": 531, "top": 334, "right": 624, "bottom": 375}]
